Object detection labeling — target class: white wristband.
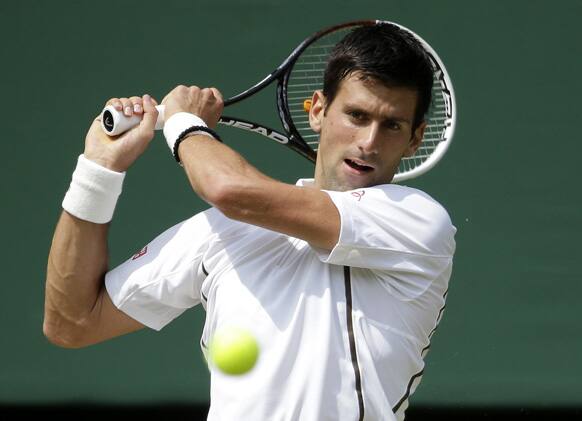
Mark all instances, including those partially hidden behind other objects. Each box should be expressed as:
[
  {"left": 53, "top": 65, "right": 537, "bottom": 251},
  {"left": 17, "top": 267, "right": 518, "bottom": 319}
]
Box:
[
  {"left": 163, "top": 112, "right": 213, "bottom": 155},
  {"left": 62, "top": 155, "right": 126, "bottom": 224}
]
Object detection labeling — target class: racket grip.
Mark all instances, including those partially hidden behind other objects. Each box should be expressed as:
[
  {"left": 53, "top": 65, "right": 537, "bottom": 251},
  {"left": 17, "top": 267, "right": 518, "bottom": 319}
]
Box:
[{"left": 101, "top": 104, "right": 166, "bottom": 136}]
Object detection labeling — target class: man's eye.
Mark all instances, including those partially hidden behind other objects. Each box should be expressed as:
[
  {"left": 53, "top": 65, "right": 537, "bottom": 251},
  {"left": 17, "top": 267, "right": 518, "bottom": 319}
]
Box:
[
  {"left": 348, "top": 111, "right": 366, "bottom": 121},
  {"left": 386, "top": 121, "right": 401, "bottom": 131}
]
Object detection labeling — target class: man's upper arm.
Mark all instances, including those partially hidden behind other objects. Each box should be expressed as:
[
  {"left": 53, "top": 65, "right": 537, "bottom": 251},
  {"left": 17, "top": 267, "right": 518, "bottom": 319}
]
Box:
[
  {"left": 266, "top": 184, "right": 341, "bottom": 250},
  {"left": 217, "top": 180, "right": 341, "bottom": 250}
]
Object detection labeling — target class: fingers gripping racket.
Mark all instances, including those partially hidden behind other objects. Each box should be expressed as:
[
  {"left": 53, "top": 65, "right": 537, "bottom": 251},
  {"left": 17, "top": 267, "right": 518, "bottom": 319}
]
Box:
[{"left": 101, "top": 20, "right": 456, "bottom": 182}]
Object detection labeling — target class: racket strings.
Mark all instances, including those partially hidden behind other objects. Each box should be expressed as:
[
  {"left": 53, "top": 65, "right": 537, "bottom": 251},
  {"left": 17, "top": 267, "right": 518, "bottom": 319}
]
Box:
[
  {"left": 287, "top": 30, "right": 349, "bottom": 152},
  {"left": 285, "top": 26, "right": 452, "bottom": 178}
]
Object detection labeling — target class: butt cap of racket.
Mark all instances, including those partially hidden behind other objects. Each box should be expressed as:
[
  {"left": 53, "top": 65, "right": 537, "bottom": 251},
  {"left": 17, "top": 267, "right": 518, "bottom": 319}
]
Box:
[{"left": 101, "top": 105, "right": 165, "bottom": 136}]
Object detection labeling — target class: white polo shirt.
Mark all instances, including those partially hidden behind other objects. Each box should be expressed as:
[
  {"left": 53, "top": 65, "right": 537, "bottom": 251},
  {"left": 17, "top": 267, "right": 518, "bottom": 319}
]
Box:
[{"left": 105, "top": 180, "right": 456, "bottom": 421}]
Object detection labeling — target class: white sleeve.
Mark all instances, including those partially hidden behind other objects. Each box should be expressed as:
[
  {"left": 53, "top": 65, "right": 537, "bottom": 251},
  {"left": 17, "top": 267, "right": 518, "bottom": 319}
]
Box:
[
  {"left": 315, "top": 184, "right": 456, "bottom": 282},
  {"left": 105, "top": 212, "right": 214, "bottom": 331}
]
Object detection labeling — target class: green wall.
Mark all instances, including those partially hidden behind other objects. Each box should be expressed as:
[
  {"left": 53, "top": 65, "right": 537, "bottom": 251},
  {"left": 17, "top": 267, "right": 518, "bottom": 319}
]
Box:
[{"left": 1, "top": 0, "right": 580, "bottom": 407}]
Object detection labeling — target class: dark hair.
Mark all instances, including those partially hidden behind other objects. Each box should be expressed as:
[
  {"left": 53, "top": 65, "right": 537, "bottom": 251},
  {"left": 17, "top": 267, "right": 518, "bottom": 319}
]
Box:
[{"left": 323, "top": 23, "right": 434, "bottom": 130}]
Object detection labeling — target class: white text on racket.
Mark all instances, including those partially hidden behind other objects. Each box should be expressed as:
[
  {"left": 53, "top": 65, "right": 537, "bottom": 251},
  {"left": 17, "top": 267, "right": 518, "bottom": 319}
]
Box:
[{"left": 220, "top": 118, "right": 289, "bottom": 144}]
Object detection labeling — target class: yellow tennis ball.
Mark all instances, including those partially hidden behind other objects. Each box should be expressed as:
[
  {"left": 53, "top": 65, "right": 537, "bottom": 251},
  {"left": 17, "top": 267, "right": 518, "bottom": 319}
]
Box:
[{"left": 209, "top": 326, "right": 259, "bottom": 375}]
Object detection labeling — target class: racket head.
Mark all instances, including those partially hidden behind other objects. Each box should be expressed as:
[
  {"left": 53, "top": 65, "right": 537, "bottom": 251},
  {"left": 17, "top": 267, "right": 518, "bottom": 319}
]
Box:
[{"left": 279, "top": 20, "right": 456, "bottom": 182}]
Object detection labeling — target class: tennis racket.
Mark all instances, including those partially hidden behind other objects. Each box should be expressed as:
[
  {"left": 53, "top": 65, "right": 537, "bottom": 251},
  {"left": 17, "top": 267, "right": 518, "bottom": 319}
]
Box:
[{"left": 101, "top": 19, "right": 456, "bottom": 182}]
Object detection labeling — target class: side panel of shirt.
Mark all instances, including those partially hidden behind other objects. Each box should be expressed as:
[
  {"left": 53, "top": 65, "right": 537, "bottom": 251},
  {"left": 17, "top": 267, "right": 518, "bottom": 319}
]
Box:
[{"left": 314, "top": 184, "right": 456, "bottom": 419}]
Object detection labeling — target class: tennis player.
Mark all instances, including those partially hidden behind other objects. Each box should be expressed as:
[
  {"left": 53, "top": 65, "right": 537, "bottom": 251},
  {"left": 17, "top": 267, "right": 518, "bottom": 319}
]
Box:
[{"left": 44, "top": 23, "right": 456, "bottom": 420}]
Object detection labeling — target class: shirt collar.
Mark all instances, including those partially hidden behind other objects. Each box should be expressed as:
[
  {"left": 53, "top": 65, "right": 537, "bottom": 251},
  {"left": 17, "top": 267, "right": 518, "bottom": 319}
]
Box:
[{"left": 296, "top": 178, "right": 315, "bottom": 187}]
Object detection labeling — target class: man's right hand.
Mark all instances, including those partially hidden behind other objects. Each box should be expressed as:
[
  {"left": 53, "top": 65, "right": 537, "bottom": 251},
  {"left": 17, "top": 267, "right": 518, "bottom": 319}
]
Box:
[{"left": 84, "top": 94, "right": 159, "bottom": 172}]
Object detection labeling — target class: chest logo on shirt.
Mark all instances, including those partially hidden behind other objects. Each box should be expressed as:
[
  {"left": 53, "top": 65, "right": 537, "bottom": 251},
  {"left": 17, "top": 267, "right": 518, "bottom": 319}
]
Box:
[
  {"left": 351, "top": 190, "right": 365, "bottom": 201},
  {"left": 132, "top": 245, "right": 148, "bottom": 260}
]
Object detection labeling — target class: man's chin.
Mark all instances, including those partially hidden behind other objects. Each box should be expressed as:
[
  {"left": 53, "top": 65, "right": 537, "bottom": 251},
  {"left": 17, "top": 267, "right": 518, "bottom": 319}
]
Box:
[
  {"left": 321, "top": 177, "right": 375, "bottom": 192},
  {"left": 330, "top": 173, "right": 398, "bottom": 191}
]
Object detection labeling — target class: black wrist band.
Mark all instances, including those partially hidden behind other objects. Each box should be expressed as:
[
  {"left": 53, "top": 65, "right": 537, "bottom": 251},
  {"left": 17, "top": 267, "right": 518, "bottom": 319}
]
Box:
[{"left": 173, "top": 125, "right": 223, "bottom": 163}]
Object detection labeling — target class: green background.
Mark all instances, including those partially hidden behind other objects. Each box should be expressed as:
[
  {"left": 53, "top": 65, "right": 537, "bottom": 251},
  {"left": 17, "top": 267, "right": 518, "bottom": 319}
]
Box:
[{"left": 1, "top": 0, "right": 580, "bottom": 408}]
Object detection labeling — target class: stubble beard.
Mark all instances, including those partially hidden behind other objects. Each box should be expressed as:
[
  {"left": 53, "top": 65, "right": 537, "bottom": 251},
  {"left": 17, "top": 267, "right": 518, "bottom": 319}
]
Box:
[
  {"left": 322, "top": 177, "right": 351, "bottom": 192},
  {"left": 318, "top": 165, "right": 367, "bottom": 192}
]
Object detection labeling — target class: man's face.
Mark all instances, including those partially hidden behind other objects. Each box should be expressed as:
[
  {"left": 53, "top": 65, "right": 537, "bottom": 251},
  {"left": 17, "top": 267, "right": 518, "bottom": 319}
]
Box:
[{"left": 309, "top": 73, "right": 426, "bottom": 191}]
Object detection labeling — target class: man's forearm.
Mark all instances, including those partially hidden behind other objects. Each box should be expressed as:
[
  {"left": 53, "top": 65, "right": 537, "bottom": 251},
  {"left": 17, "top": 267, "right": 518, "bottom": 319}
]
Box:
[
  {"left": 44, "top": 211, "right": 109, "bottom": 347},
  {"left": 178, "top": 134, "right": 272, "bottom": 209}
]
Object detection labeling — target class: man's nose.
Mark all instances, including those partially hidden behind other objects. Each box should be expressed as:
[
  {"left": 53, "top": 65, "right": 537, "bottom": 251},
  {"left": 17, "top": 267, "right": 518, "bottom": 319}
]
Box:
[{"left": 357, "top": 123, "right": 381, "bottom": 154}]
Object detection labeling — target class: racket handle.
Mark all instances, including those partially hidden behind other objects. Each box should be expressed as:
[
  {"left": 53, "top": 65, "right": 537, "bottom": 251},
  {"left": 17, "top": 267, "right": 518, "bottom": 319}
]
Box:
[{"left": 101, "top": 104, "right": 166, "bottom": 136}]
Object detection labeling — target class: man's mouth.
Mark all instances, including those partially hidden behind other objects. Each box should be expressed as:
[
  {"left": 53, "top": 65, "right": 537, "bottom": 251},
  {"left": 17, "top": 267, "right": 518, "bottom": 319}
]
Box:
[{"left": 344, "top": 159, "right": 374, "bottom": 173}]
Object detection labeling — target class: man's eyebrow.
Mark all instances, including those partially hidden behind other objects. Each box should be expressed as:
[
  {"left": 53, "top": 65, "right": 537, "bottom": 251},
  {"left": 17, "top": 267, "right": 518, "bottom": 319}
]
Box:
[
  {"left": 343, "top": 103, "right": 412, "bottom": 124},
  {"left": 343, "top": 103, "right": 366, "bottom": 111},
  {"left": 383, "top": 116, "right": 411, "bottom": 124}
]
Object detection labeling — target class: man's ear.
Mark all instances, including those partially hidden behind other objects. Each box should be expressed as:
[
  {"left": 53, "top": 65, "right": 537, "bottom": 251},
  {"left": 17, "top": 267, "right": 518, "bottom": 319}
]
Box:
[
  {"left": 308, "top": 90, "right": 326, "bottom": 134},
  {"left": 404, "top": 121, "right": 427, "bottom": 157}
]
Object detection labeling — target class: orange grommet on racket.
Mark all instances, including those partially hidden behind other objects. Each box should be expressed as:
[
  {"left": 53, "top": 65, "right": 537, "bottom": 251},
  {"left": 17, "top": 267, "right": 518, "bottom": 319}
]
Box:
[{"left": 303, "top": 99, "right": 312, "bottom": 113}]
